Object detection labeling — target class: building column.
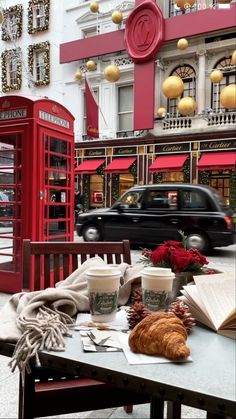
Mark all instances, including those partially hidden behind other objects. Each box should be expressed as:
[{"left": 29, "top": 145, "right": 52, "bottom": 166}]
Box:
[{"left": 196, "top": 50, "right": 206, "bottom": 114}]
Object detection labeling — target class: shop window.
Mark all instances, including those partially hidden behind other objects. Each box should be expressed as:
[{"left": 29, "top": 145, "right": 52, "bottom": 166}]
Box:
[
  {"left": 211, "top": 58, "right": 236, "bottom": 112},
  {"left": 117, "top": 85, "right": 134, "bottom": 136},
  {"left": 90, "top": 174, "right": 104, "bottom": 208},
  {"left": 1, "top": 48, "right": 22, "bottom": 92},
  {"left": 28, "top": 0, "right": 50, "bottom": 34},
  {"left": 147, "top": 190, "right": 178, "bottom": 210},
  {"left": 168, "top": 65, "right": 196, "bottom": 116},
  {"left": 210, "top": 172, "right": 230, "bottom": 205},
  {"left": 28, "top": 41, "right": 50, "bottom": 86},
  {"left": 1, "top": 4, "right": 23, "bottom": 41},
  {"left": 162, "top": 172, "right": 184, "bottom": 183},
  {"left": 119, "top": 174, "right": 134, "bottom": 196}
]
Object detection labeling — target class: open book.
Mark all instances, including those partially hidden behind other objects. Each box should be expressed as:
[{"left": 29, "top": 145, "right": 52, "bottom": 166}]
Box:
[{"left": 179, "top": 273, "right": 236, "bottom": 339}]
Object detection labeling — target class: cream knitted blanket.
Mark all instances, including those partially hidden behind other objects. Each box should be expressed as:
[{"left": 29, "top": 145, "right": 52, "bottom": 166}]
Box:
[{"left": 0, "top": 257, "right": 143, "bottom": 371}]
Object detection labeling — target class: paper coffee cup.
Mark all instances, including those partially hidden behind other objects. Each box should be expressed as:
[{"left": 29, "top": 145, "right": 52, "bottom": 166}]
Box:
[
  {"left": 141, "top": 267, "right": 175, "bottom": 311},
  {"left": 86, "top": 267, "right": 121, "bottom": 322}
]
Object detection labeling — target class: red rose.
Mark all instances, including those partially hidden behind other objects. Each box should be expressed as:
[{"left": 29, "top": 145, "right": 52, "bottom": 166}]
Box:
[
  {"left": 163, "top": 240, "right": 183, "bottom": 248},
  {"left": 151, "top": 245, "right": 169, "bottom": 265},
  {"left": 188, "top": 248, "right": 208, "bottom": 266},
  {"left": 169, "top": 248, "right": 193, "bottom": 273}
]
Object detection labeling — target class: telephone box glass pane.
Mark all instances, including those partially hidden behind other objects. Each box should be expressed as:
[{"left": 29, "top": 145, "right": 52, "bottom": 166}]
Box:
[
  {"left": 44, "top": 135, "right": 72, "bottom": 240},
  {"left": 0, "top": 136, "right": 21, "bottom": 273}
]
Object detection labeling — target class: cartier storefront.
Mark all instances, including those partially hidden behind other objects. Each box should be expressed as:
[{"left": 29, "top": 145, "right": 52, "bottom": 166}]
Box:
[{"left": 74, "top": 138, "right": 236, "bottom": 211}]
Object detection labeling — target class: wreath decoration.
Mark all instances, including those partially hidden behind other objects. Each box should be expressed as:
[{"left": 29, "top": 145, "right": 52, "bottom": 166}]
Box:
[
  {"left": 28, "top": 41, "right": 50, "bottom": 86},
  {"left": 1, "top": 48, "right": 22, "bottom": 92},
  {"left": 1, "top": 4, "right": 23, "bottom": 41},
  {"left": 28, "top": 0, "right": 50, "bottom": 34}
]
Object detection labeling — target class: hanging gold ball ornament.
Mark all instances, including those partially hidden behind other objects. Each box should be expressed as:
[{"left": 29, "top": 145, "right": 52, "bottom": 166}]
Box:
[
  {"left": 89, "top": 2, "right": 99, "bottom": 13},
  {"left": 175, "top": 0, "right": 196, "bottom": 10},
  {"left": 177, "top": 97, "right": 197, "bottom": 116},
  {"left": 156, "top": 107, "right": 167, "bottom": 117},
  {"left": 74, "top": 71, "right": 83, "bottom": 81},
  {"left": 0, "top": 10, "right": 3, "bottom": 25},
  {"left": 104, "top": 64, "right": 121, "bottom": 82},
  {"left": 210, "top": 69, "right": 223, "bottom": 84},
  {"left": 220, "top": 84, "right": 236, "bottom": 109},
  {"left": 112, "top": 10, "right": 123, "bottom": 24},
  {"left": 162, "top": 76, "right": 184, "bottom": 99},
  {"left": 86, "top": 60, "right": 97, "bottom": 71},
  {"left": 231, "top": 50, "right": 236, "bottom": 66},
  {"left": 177, "top": 38, "right": 189, "bottom": 50}
]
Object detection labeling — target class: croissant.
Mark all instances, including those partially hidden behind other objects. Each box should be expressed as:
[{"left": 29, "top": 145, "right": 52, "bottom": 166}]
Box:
[{"left": 128, "top": 311, "right": 190, "bottom": 360}]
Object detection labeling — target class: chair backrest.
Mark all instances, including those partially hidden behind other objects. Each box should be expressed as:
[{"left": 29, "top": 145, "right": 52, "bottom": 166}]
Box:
[{"left": 22, "top": 239, "right": 131, "bottom": 291}]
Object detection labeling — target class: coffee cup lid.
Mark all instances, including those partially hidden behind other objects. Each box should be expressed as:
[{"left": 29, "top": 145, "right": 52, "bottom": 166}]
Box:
[
  {"left": 86, "top": 267, "right": 121, "bottom": 277},
  {"left": 141, "top": 267, "right": 174, "bottom": 277}
]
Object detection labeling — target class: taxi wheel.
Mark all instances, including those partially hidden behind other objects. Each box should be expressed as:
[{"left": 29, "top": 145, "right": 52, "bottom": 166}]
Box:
[
  {"left": 185, "top": 232, "right": 210, "bottom": 254},
  {"left": 82, "top": 224, "right": 102, "bottom": 241}
]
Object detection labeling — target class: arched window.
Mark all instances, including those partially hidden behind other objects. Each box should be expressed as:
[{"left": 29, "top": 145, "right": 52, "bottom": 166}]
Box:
[
  {"left": 168, "top": 65, "right": 196, "bottom": 116},
  {"left": 211, "top": 57, "right": 236, "bottom": 112}
]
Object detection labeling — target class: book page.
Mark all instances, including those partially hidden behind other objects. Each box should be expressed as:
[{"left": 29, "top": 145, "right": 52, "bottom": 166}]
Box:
[
  {"left": 194, "top": 274, "right": 236, "bottom": 330},
  {"left": 178, "top": 295, "right": 215, "bottom": 330}
]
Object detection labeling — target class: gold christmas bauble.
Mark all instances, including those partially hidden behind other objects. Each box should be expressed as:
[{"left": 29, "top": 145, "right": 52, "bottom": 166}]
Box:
[
  {"left": 112, "top": 10, "right": 123, "bottom": 24},
  {"left": 90, "top": 2, "right": 99, "bottom": 13},
  {"left": 220, "top": 84, "right": 236, "bottom": 109},
  {"left": 156, "top": 107, "right": 167, "bottom": 117},
  {"left": 0, "top": 11, "right": 3, "bottom": 25},
  {"left": 231, "top": 50, "right": 236, "bottom": 66},
  {"left": 104, "top": 64, "right": 121, "bottom": 82},
  {"left": 210, "top": 69, "right": 223, "bottom": 83},
  {"left": 177, "top": 97, "right": 197, "bottom": 116},
  {"left": 86, "top": 60, "right": 97, "bottom": 71},
  {"left": 162, "top": 76, "right": 184, "bottom": 99},
  {"left": 177, "top": 38, "right": 188, "bottom": 50},
  {"left": 74, "top": 71, "right": 83, "bottom": 81},
  {"left": 175, "top": 0, "right": 196, "bottom": 10}
]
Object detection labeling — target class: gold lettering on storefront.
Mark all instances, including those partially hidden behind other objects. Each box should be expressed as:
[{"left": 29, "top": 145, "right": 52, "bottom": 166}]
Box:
[
  {"left": 208, "top": 142, "right": 231, "bottom": 149},
  {"left": 162, "top": 145, "right": 182, "bottom": 152}
]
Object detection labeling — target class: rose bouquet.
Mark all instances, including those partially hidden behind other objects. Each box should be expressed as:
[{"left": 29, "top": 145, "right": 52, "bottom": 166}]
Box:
[{"left": 140, "top": 231, "right": 209, "bottom": 274}]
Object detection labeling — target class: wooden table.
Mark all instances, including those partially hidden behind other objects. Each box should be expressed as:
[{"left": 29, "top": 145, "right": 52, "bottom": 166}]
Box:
[{"left": 35, "top": 326, "right": 236, "bottom": 419}]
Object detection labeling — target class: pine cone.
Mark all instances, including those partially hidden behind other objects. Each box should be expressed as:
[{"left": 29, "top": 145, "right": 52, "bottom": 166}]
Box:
[
  {"left": 127, "top": 302, "right": 151, "bottom": 329},
  {"left": 168, "top": 300, "right": 196, "bottom": 333},
  {"left": 131, "top": 287, "right": 143, "bottom": 304}
]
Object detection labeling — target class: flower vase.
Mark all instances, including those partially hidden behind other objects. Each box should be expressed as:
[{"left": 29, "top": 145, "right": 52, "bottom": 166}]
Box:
[{"left": 169, "top": 271, "right": 194, "bottom": 304}]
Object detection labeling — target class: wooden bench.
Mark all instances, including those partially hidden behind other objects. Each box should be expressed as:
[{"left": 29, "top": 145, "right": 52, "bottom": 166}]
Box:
[{"left": 19, "top": 239, "right": 150, "bottom": 418}]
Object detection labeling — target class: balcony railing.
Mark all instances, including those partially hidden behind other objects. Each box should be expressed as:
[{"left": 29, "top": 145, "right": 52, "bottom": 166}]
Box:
[{"left": 207, "top": 112, "right": 236, "bottom": 126}]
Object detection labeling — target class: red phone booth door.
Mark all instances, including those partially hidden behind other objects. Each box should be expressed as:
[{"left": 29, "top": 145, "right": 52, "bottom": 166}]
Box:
[
  {"left": 0, "top": 134, "right": 21, "bottom": 292},
  {"left": 38, "top": 129, "right": 74, "bottom": 242}
]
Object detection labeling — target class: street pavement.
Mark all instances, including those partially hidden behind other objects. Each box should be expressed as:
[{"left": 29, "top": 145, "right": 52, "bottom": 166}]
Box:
[{"left": 0, "top": 242, "right": 235, "bottom": 418}]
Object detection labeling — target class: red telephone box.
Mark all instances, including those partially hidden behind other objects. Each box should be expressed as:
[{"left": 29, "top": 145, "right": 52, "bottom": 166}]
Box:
[{"left": 0, "top": 96, "right": 75, "bottom": 293}]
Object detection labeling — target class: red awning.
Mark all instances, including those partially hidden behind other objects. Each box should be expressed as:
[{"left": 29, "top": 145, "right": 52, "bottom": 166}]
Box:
[
  {"left": 198, "top": 152, "right": 236, "bottom": 171},
  {"left": 149, "top": 154, "right": 189, "bottom": 172},
  {"left": 75, "top": 159, "right": 105, "bottom": 174},
  {"left": 104, "top": 157, "right": 136, "bottom": 173}
]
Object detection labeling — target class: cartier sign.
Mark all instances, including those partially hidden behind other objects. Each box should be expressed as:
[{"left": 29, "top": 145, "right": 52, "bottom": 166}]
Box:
[
  {"left": 201, "top": 140, "right": 236, "bottom": 150},
  {"left": 155, "top": 143, "right": 190, "bottom": 153},
  {"left": 85, "top": 149, "right": 105, "bottom": 157},
  {"left": 114, "top": 147, "right": 137, "bottom": 155}
]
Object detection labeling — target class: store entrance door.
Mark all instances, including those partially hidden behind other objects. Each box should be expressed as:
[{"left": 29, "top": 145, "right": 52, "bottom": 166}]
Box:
[{"left": 0, "top": 133, "right": 22, "bottom": 292}]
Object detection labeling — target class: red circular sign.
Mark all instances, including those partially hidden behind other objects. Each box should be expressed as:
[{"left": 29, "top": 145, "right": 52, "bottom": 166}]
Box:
[{"left": 124, "top": 0, "right": 164, "bottom": 63}]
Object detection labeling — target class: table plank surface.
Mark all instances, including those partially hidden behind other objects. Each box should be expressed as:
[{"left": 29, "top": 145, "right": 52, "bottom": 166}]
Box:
[{"left": 39, "top": 326, "right": 236, "bottom": 417}]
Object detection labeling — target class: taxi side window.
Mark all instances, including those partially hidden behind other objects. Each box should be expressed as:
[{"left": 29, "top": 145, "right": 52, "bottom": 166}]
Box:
[
  {"left": 120, "top": 191, "right": 142, "bottom": 208},
  {"left": 182, "top": 191, "right": 208, "bottom": 210},
  {"left": 146, "top": 190, "right": 178, "bottom": 210}
]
